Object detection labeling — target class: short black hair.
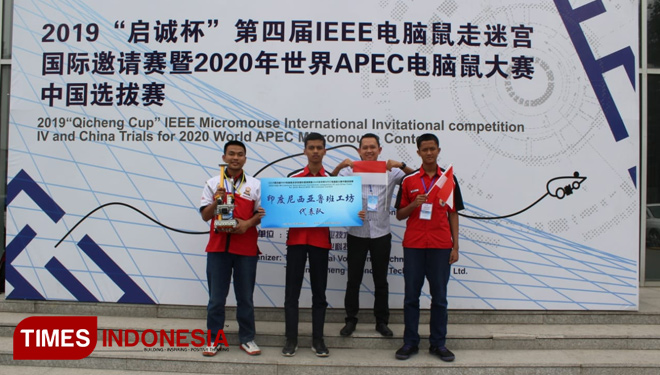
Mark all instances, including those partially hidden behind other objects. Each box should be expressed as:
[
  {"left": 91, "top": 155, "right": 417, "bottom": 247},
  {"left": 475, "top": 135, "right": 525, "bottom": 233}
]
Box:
[
  {"left": 303, "top": 132, "right": 326, "bottom": 147},
  {"left": 359, "top": 133, "right": 380, "bottom": 147},
  {"left": 416, "top": 133, "right": 439, "bottom": 149},
  {"left": 224, "top": 140, "right": 246, "bottom": 154}
]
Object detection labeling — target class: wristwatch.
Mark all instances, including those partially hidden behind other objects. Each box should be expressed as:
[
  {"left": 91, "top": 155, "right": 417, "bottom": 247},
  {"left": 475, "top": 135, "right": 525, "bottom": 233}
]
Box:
[{"left": 399, "top": 162, "right": 406, "bottom": 170}]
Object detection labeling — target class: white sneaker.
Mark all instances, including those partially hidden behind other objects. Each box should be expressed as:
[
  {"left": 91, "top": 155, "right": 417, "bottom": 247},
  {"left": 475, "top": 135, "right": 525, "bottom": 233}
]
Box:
[
  {"left": 240, "top": 340, "right": 261, "bottom": 355},
  {"left": 202, "top": 343, "right": 222, "bottom": 357}
]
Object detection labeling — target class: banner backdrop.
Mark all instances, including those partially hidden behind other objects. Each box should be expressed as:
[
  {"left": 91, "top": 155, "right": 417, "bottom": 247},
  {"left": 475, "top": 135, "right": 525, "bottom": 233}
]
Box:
[{"left": 7, "top": 0, "right": 639, "bottom": 310}]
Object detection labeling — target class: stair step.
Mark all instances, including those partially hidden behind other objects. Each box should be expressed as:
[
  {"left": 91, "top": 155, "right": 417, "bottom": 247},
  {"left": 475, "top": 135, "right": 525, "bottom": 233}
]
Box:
[
  {"left": 3, "top": 289, "right": 660, "bottom": 374},
  {"left": 0, "top": 366, "right": 204, "bottom": 375},
  {"left": 2, "top": 312, "right": 659, "bottom": 350},
  {"left": 2, "top": 298, "right": 660, "bottom": 325},
  {"left": 2, "top": 337, "right": 659, "bottom": 375}
]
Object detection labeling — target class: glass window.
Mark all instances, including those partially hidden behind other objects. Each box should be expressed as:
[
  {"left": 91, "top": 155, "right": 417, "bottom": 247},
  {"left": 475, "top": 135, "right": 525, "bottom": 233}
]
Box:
[
  {"left": 650, "top": 0, "right": 660, "bottom": 68},
  {"left": 649, "top": 205, "right": 660, "bottom": 217},
  {"left": 646, "top": 75, "right": 660, "bottom": 280},
  {"left": 1, "top": 0, "right": 13, "bottom": 59},
  {"left": 0, "top": 65, "right": 8, "bottom": 254}
]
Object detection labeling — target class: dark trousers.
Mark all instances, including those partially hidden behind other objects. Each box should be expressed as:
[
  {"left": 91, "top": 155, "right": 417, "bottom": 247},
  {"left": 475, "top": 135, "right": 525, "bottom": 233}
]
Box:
[
  {"left": 403, "top": 247, "right": 452, "bottom": 347},
  {"left": 344, "top": 233, "right": 391, "bottom": 325},
  {"left": 284, "top": 244, "right": 329, "bottom": 339},
  {"left": 206, "top": 252, "right": 258, "bottom": 344}
]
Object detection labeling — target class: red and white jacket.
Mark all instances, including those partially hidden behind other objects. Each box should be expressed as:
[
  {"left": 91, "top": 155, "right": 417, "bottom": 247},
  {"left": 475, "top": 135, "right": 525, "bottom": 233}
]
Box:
[
  {"left": 395, "top": 166, "right": 464, "bottom": 249},
  {"left": 200, "top": 172, "right": 261, "bottom": 256}
]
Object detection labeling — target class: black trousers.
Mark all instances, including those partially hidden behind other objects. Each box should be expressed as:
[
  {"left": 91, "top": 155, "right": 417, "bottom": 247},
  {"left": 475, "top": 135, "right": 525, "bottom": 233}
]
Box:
[
  {"left": 284, "top": 244, "right": 329, "bottom": 339},
  {"left": 344, "top": 233, "right": 391, "bottom": 325}
]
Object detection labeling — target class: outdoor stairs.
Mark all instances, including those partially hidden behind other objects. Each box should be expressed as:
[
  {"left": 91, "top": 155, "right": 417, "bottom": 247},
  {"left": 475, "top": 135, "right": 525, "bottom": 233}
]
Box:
[{"left": 1, "top": 288, "right": 660, "bottom": 374}]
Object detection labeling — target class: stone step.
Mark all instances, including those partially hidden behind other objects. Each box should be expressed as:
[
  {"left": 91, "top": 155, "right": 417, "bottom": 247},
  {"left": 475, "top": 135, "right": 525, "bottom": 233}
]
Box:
[
  {"left": 2, "top": 312, "right": 659, "bottom": 351},
  {"left": 2, "top": 298, "right": 659, "bottom": 325},
  {"left": 0, "top": 366, "right": 205, "bottom": 375},
  {"left": 3, "top": 288, "right": 660, "bottom": 374},
  {"left": 1, "top": 337, "right": 659, "bottom": 375}
]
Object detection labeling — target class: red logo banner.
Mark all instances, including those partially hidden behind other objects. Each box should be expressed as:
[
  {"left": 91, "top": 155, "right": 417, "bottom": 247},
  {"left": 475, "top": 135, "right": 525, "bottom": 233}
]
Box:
[{"left": 13, "top": 316, "right": 98, "bottom": 360}]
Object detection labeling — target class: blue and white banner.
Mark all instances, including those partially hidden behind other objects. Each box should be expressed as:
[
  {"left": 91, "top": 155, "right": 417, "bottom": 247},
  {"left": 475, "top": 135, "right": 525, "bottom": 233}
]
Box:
[
  {"left": 7, "top": 0, "right": 639, "bottom": 310},
  {"left": 261, "top": 177, "right": 363, "bottom": 228}
]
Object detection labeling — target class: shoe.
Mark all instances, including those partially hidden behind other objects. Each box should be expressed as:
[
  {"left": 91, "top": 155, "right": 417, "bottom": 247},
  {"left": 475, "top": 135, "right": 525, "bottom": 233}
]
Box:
[
  {"left": 202, "top": 343, "right": 223, "bottom": 357},
  {"left": 240, "top": 340, "right": 261, "bottom": 355},
  {"left": 430, "top": 346, "right": 455, "bottom": 362},
  {"left": 281, "top": 338, "right": 297, "bottom": 357},
  {"left": 375, "top": 323, "right": 393, "bottom": 337},
  {"left": 340, "top": 320, "right": 357, "bottom": 336},
  {"left": 311, "top": 338, "right": 330, "bottom": 357},
  {"left": 395, "top": 344, "right": 418, "bottom": 360}
]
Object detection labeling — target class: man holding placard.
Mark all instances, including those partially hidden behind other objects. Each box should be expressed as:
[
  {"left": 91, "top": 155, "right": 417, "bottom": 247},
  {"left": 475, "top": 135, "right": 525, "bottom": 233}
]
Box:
[
  {"left": 331, "top": 133, "right": 413, "bottom": 338},
  {"left": 394, "top": 133, "right": 464, "bottom": 362},
  {"left": 282, "top": 132, "right": 333, "bottom": 357},
  {"left": 199, "top": 140, "right": 265, "bottom": 357}
]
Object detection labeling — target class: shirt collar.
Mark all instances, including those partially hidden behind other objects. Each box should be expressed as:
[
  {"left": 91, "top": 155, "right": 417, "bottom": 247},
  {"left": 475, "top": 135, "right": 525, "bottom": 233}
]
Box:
[
  {"left": 417, "top": 165, "right": 441, "bottom": 180},
  {"left": 224, "top": 170, "right": 244, "bottom": 181},
  {"left": 302, "top": 165, "right": 327, "bottom": 177}
]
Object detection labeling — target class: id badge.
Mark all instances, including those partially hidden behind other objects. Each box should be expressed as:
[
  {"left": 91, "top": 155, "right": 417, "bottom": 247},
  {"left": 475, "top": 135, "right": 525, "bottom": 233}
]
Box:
[
  {"left": 420, "top": 203, "right": 433, "bottom": 220},
  {"left": 389, "top": 185, "right": 400, "bottom": 212},
  {"left": 367, "top": 195, "right": 378, "bottom": 212}
]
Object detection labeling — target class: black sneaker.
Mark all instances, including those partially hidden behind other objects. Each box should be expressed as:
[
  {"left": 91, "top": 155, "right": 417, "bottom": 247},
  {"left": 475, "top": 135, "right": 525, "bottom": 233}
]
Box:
[
  {"left": 375, "top": 322, "right": 393, "bottom": 337},
  {"left": 281, "top": 338, "right": 297, "bottom": 357},
  {"left": 430, "top": 345, "right": 455, "bottom": 362},
  {"left": 395, "top": 344, "right": 418, "bottom": 360},
  {"left": 340, "top": 320, "right": 357, "bottom": 337},
  {"left": 311, "top": 338, "right": 330, "bottom": 357}
]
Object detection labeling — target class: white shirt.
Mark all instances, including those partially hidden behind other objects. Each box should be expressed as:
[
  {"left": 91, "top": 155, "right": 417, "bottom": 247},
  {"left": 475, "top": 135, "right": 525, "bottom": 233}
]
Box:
[{"left": 339, "top": 166, "right": 405, "bottom": 239}]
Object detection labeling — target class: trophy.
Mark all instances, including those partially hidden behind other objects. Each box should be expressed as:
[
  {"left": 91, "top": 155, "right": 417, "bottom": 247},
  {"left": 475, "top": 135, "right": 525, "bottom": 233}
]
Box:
[{"left": 214, "top": 164, "right": 238, "bottom": 232}]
